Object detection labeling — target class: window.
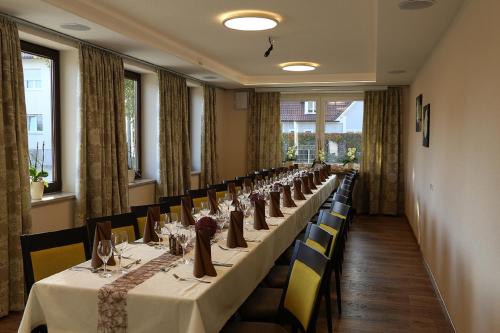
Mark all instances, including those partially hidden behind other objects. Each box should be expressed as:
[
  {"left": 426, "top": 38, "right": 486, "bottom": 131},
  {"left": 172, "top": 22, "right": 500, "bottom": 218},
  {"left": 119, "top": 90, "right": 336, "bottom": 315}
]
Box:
[
  {"left": 124, "top": 70, "right": 141, "bottom": 176},
  {"left": 304, "top": 100, "right": 316, "bottom": 114},
  {"left": 189, "top": 87, "right": 203, "bottom": 172},
  {"left": 281, "top": 101, "right": 317, "bottom": 164},
  {"left": 21, "top": 41, "right": 61, "bottom": 192},
  {"left": 324, "top": 100, "right": 363, "bottom": 164},
  {"left": 27, "top": 114, "right": 44, "bottom": 132}
]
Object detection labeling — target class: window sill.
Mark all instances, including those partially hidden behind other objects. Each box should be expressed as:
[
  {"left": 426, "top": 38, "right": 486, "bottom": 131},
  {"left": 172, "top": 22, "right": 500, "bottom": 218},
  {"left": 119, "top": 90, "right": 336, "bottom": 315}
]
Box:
[
  {"left": 31, "top": 192, "right": 75, "bottom": 207},
  {"left": 191, "top": 171, "right": 200, "bottom": 176},
  {"left": 128, "top": 178, "right": 156, "bottom": 188}
]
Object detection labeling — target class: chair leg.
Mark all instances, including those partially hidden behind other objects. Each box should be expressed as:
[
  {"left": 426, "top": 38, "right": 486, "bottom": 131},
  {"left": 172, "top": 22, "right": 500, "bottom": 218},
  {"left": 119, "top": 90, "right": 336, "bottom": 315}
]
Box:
[
  {"left": 335, "top": 266, "right": 342, "bottom": 315},
  {"left": 324, "top": 284, "right": 333, "bottom": 333}
]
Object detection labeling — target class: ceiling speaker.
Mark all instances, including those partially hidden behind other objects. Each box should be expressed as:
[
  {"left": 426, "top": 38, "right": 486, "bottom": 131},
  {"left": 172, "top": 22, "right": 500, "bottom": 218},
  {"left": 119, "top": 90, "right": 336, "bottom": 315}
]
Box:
[
  {"left": 399, "top": 0, "right": 436, "bottom": 10},
  {"left": 234, "top": 91, "right": 248, "bottom": 111}
]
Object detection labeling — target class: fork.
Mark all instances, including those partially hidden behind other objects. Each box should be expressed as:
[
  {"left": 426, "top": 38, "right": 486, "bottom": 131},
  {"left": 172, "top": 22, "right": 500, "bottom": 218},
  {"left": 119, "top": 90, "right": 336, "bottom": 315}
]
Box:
[
  {"left": 123, "top": 259, "right": 141, "bottom": 269},
  {"left": 173, "top": 273, "right": 211, "bottom": 284}
]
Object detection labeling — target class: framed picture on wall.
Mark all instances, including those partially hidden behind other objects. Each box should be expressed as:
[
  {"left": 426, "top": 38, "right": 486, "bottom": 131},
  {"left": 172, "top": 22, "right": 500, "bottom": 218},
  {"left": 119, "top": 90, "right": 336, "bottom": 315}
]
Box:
[
  {"left": 423, "top": 104, "right": 430, "bottom": 147},
  {"left": 416, "top": 94, "right": 423, "bottom": 132}
]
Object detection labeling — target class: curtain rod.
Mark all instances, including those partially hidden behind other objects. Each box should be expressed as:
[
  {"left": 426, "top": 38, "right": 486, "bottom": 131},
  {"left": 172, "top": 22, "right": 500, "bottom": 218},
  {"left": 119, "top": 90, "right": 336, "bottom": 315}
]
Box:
[{"left": 1, "top": 12, "right": 206, "bottom": 85}]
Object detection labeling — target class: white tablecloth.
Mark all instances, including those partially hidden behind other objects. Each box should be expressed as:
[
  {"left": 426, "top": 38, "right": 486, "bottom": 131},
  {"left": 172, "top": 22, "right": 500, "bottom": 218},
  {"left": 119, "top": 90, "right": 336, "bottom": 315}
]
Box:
[{"left": 19, "top": 176, "right": 337, "bottom": 333}]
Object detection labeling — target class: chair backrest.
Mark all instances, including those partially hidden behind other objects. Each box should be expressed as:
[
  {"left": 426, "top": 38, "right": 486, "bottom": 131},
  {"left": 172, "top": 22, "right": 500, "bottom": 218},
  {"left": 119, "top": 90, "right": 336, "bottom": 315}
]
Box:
[
  {"left": 158, "top": 194, "right": 185, "bottom": 217},
  {"left": 130, "top": 203, "right": 170, "bottom": 237},
  {"left": 188, "top": 188, "right": 209, "bottom": 208},
  {"left": 280, "top": 240, "right": 329, "bottom": 332},
  {"left": 317, "top": 210, "right": 344, "bottom": 258},
  {"left": 336, "top": 188, "right": 351, "bottom": 198},
  {"left": 303, "top": 223, "right": 333, "bottom": 256},
  {"left": 330, "top": 201, "right": 351, "bottom": 220},
  {"left": 20, "top": 226, "right": 91, "bottom": 294},
  {"left": 208, "top": 183, "right": 228, "bottom": 202},
  {"left": 86, "top": 212, "right": 140, "bottom": 244},
  {"left": 332, "top": 193, "right": 349, "bottom": 204}
]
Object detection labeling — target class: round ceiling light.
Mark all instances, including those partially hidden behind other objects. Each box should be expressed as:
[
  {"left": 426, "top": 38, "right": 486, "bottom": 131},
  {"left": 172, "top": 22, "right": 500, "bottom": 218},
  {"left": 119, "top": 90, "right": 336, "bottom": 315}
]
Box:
[
  {"left": 280, "top": 62, "right": 319, "bottom": 72},
  {"left": 60, "top": 23, "right": 91, "bottom": 31},
  {"left": 221, "top": 11, "right": 280, "bottom": 31},
  {"left": 399, "top": 0, "right": 436, "bottom": 10}
]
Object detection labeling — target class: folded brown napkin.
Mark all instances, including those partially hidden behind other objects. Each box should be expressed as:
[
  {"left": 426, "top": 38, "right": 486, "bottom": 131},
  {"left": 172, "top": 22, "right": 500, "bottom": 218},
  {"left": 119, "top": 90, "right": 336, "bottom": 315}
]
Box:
[
  {"left": 308, "top": 173, "right": 317, "bottom": 190},
  {"left": 143, "top": 206, "right": 160, "bottom": 243},
  {"left": 253, "top": 199, "right": 269, "bottom": 230},
  {"left": 227, "top": 210, "right": 247, "bottom": 248},
  {"left": 288, "top": 165, "right": 294, "bottom": 171},
  {"left": 243, "top": 178, "right": 253, "bottom": 190},
  {"left": 91, "top": 221, "right": 116, "bottom": 269},
  {"left": 301, "top": 175, "right": 313, "bottom": 194},
  {"left": 282, "top": 185, "right": 297, "bottom": 207},
  {"left": 181, "top": 196, "right": 195, "bottom": 227},
  {"left": 227, "top": 182, "right": 239, "bottom": 205},
  {"left": 314, "top": 170, "right": 322, "bottom": 186},
  {"left": 319, "top": 167, "right": 326, "bottom": 182},
  {"left": 207, "top": 189, "right": 219, "bottom": 215},
  {"left": 293, "top": 178, "right": 306, "bottom": 200},
  {"left": 269, "top": 191, "right": 284, "bottom": 217},
  {"left": 193, "top": 229, "right": 217, "bottom": 278}
]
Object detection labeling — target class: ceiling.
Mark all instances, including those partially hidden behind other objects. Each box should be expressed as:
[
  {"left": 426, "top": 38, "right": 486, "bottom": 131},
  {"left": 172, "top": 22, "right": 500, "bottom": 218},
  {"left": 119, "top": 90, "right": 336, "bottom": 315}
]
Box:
[{"left": 0, "top": 0, "right": 464, "bottom": 89}]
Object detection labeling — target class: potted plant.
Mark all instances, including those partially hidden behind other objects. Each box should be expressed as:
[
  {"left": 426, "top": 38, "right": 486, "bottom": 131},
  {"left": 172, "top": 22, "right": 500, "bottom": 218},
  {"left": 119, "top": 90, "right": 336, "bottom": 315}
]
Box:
[
  {"left": 285, "top": 145, "right": 297, "bottom": 166},
  {"left": 29, "top": 142, "right": 48, "bottom": 200},
  {"left": 342, "top": 147, "right": 358, "bottom": 169},
  {"left": 317, "top": 149, "right": 326, "bottom": 163}
]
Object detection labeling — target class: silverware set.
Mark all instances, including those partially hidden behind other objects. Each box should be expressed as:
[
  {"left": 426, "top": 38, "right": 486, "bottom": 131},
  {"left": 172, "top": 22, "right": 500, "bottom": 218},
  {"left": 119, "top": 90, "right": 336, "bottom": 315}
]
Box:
[{"left": 173, "top": 273, "right": 211, "bottom": 284}]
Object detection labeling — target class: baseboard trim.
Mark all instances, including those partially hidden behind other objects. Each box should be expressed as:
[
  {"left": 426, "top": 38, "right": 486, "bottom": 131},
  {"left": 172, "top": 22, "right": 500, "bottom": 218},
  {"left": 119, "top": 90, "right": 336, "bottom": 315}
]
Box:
[{"left": 421, "top": 257, "right": 457, "bottom": 333}]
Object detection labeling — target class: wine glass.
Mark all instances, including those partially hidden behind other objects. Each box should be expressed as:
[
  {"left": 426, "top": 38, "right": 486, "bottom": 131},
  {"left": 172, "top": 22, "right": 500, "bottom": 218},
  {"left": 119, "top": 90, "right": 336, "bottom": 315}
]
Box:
[
  {"left": 178, "top": 227, "right": 192, "bottom": 264},
  {"left": 200, "top": 201, "right": 210, "bottom": 217},
  {"left": 113, "top": 231, "right": 129, "bottom": 274},
  {"left": 154, "top": 221, "right": 165, "bottom": 249},
  {"left": 97, "top": 240, "right": 113, "bottom": 278},
  {"left": 223, "top": 193, "right": 232, "bottom": 210}
]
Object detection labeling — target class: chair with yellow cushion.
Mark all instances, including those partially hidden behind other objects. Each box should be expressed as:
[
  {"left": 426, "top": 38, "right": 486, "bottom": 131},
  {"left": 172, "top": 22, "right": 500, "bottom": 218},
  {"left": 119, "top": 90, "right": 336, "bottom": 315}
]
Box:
[
  {"left": 20, "top": 226, "right": 91, "bottom": 295},
  {"left": 188, "top": 188, "right": 209, "bottom": 208},
  {"left": 223, "top": 178, "right": 243, "bottom": 193},
  {"left": 227, "top": 240, "right": 329, "bottom": 333},
  {"left": 130, "top": 203, "right": 169, "bottom": 238},
  {"left": 158, "top": 194, "right": 184, "bottom": 218},
  {"left": 86, "top": 212, "right": 140, "bottom": 245},
  {"left": 208, "top": 183, "right": 228, "bottom": 202}
]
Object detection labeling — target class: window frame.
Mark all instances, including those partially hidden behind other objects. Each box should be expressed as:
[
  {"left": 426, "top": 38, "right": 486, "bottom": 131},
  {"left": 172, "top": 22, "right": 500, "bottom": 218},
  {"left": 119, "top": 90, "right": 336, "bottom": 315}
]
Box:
[
  {"left": 21, "top": 40, "right": 61, "bottom": 193},
  {"left": 124, "top": 70, "right": 142, "bottom": 178}
]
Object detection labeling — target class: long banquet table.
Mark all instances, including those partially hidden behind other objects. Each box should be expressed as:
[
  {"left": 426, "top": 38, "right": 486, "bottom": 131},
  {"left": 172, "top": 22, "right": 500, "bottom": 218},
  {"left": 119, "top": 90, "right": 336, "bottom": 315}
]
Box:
[{"left": 19, "top": 175, "right": 337, "bottom": 333}]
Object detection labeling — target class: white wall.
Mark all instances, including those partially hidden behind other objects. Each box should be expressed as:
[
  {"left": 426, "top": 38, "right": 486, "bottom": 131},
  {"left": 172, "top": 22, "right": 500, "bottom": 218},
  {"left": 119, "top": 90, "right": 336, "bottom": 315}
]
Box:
[{"left": 405, "top": 0, "right": 500, "bottom": 332}]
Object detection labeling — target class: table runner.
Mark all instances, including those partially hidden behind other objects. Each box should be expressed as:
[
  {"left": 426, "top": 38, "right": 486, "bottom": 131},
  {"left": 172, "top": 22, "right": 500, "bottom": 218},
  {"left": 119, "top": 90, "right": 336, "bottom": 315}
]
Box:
[
  {"left": 18, "top": 176, "right": 337, "bottom": 333},
  {"left": 97, "top": 249, "right": 184, "bottom": 332}
]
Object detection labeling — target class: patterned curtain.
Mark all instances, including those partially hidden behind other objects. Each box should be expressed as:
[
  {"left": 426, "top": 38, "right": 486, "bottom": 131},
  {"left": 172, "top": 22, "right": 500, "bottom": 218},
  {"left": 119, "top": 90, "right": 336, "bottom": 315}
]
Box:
[
  {"left": 358, "top": 87, "right": 404, "bottom": 215},
  {"left": 200, "top": 85, "right": 218, "bottom": 187},
  {"left": 247, "top": 92, "right": 281, "bottom": 171},
  {"left": 0, "top": 17, "right": 32, "bottom": 316},
  {"left": 158, "top": 70, "right": 191, "bottom": 196},
  {"left": 75, "top": 44, "right": 129, "bottom": 225}
]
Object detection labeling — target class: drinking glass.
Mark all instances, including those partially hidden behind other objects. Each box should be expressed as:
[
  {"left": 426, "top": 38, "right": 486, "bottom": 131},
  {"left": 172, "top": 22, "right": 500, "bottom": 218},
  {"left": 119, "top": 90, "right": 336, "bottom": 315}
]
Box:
[
  {"left": 113, "top": 231, "right": 129, "bottom": 273},
  {"left": 200, "top": 201, "right": 210, "bottom": 216},
  {"left": 178, "top": 227, "right": 191, "bottom": 264},
  {"left": 97, "top": 240, "right": 113, "bottom": 278},
  {"left": 154, "top": 221, "right": 165, "bottom": 249}
]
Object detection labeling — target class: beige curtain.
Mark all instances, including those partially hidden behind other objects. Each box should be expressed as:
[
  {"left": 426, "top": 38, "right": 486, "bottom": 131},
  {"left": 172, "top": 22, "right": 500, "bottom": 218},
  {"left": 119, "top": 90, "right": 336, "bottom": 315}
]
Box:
[
  {"left": 76, "top": 44, "right": 129, "bottom": 225},
  {"left": 358, "top": 87, "right": 404, "bottom": 215},
  {"left": 158, "top": 70, "right": 191, "bottom": 196},
  {"left": 0, "top": 17, "right": 32, "bottom": 316},
  {"left": 247, "top": 92, "right": 281, "bottom": 171},
  {"left": 200, "top": 85, "right": 218, "bottom": 187}
]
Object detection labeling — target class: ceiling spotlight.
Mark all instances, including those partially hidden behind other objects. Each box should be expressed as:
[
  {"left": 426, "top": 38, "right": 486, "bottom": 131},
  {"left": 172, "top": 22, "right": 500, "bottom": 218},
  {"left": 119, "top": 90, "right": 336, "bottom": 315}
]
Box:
[
  {"left": 221, "top": 11, "right": 280, "bottom": 31},
  {"left": 399, "top": 0, "right": 436, "bottom": 10},
  {"left": 60, "top": 23, "right": 91, "bottom": 31},
  {"left": 264, "top": 37, "right": 274, "bottom": 57},
  {"left": 280, "top": 62, "right": 319, "bottom": 72}
]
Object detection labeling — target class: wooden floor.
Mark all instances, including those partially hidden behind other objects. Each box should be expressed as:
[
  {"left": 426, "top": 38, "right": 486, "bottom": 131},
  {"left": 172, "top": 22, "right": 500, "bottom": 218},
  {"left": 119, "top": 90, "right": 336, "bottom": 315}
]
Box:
[{"left": 0, "top": 215, "right": 453, "bottom": 333}]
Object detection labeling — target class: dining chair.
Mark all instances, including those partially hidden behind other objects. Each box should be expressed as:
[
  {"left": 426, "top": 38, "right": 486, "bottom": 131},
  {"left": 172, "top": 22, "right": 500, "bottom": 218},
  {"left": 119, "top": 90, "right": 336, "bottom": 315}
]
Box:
[
  {"left": 20, "top": 226, "right": 91, "bottom": 295},
  {"left": 188, "top": 188, "right": 209, "bottom": 208},
  {"left": 130, "top": 203, "right": 170, "bottom": 238},
  {"left": 86, "top": 212, "right": 140, "bottom": 244},
  {"left": 228, "top": 240, "right": 329, "bottom": 333},
  {"left": 223, "top": 178, "right": 243, "bottom": 192},
  {"left": 158, "top": 194, "right": 185, "bottom": 217},
  {"left": 208, "top": 183, "right": 228, "bottom": 202},
  {"left": 332, "top": 193, "right": 349, "bottom": 204}
]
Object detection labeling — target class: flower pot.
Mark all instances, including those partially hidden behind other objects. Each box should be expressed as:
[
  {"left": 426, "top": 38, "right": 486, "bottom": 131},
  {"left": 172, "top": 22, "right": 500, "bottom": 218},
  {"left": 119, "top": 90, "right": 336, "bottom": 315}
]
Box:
[
  {"left": 30, "top": 181, "right": 45, "bottom": 200},
  {"left": 128, "top": 169, "right": 136, "bottom": 183}
]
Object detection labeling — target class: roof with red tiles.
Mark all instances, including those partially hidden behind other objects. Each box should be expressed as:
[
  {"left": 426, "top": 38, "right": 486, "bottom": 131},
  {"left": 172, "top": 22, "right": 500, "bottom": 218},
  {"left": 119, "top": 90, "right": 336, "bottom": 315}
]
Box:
[{"left": 280, "top": 101, "right": 352, "bottom": 122}]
